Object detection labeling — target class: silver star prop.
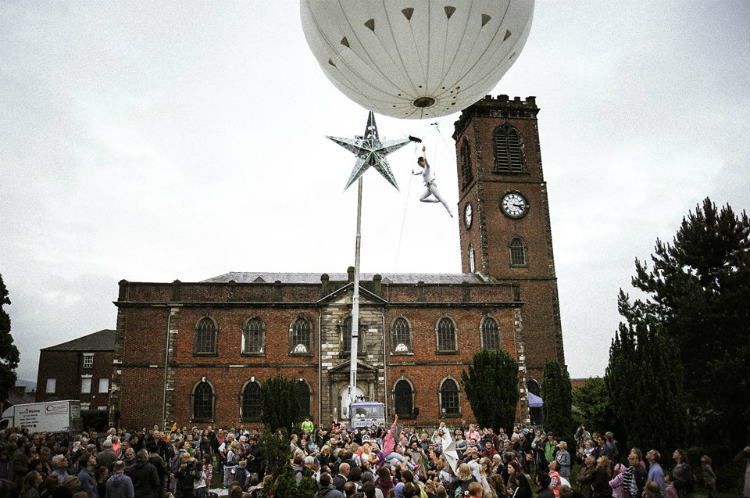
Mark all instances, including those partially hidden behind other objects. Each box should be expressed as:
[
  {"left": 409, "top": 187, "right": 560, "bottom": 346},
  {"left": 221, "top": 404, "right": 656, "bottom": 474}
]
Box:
[{"left": 328, "top": 111, "right": 412, "bottom": 190}]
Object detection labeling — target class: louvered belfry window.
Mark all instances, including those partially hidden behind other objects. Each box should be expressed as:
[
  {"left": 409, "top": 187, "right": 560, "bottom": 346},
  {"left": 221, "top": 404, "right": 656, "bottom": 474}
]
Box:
[
  {"left": 460, "top": 140, "right": 473, "bottom": 186},
  {"left": 510, "top": 237, "right": 527, "bottom": 266},
  {"left": 493, "top": 123, "right": 523, "bottom": 172}
]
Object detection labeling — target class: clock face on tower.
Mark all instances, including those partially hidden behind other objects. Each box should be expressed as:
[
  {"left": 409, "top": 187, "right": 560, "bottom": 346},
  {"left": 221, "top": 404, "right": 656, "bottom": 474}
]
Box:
[
  {"left": 500, "top": 191, "right": 529, "bottom": 219},
  {"left": 464, "top": 203, "right": 473, "bottom": 229}
]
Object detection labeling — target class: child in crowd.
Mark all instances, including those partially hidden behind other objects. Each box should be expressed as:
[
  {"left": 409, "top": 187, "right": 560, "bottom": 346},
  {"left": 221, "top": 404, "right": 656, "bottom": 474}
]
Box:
[{"left": 701, "top": 455, "right": 716, "bottom": 498}]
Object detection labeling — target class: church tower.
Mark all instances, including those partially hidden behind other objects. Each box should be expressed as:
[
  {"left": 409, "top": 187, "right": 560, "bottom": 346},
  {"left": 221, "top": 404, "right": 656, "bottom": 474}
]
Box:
[{"left": 453, "top": 95, "right": 564, "bottom": 382}]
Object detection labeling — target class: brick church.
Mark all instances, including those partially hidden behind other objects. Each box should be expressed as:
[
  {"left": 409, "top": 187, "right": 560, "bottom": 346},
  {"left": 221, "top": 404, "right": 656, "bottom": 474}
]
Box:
[{"left": 109, "top": 95, "right": 564, "bottom": 429}]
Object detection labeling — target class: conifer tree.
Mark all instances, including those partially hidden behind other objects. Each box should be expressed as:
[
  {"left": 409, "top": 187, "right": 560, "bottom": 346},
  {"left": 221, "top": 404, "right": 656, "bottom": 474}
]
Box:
[
  {"left": 541, "top": 359, "right": 572, "bottom": 439},
  {"left": 605, "top": 296, "right": 686, "bottom": 452},
  {"left": 260, "top": 374, "right": 300, "bottom": 433},
  {"left": 571, "top": 377, "right": 617, "bottom": 435},
  {"left": 623, "top": 198, "right": 749, "bottom": 447},
  {"left": 461, "top": 349, "right": 518, "bottom": 432},
  {"left": 0, "top": 274, "right": 20, "bottom": 403}
]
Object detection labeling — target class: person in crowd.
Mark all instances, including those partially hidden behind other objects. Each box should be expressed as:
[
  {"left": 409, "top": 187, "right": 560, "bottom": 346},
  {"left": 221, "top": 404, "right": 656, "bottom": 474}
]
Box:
[
  {"left": 670, "top": 449, "right": 693, "bottom": 498},
  {"left": 623, "top": 452, "right": 646, "bottom": 498},
  {"left": 319, "top": 472, "right": 345, "bottom": 498},
  {"left": 642, "top": 481, "right": 663, "bottom": 498},
  {"left": 576, "top": 455, "right": 597, "bottom": 498},
  {"left": 77, "top": 456, "right": 98, "bottom": 498},
  {"left": 646, "top": 450, "right": 666, "bottom": 496},
  {"left": 536, "top": 472, "right": 554, "bottom": 498},
  {"left": 21, "top": 471, "right": 43, "bottom": 498},
  {"left": 105, "top": 462, "right": 133, "bottom": 498},
  {"left": 609, "top": 463, "right": 626, "bottom": 498},
  {"left": 127, "top": 450, "right": 160, "bottom": 498},
  {"left": 700, "top": 455, "right": 716, "bottom": 498},
  {"left": 591, "top": 456, "right": 611, "bottom": 498},
  {"left": 555, "top": 442, "right": 570, "bottom": 478}
]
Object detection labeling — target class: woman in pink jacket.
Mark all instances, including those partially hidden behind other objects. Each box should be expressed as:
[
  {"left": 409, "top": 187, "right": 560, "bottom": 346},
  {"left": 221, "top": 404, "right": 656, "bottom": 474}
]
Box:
[{"left": 609, "top": 463, "right": 626, "bottom": 498}]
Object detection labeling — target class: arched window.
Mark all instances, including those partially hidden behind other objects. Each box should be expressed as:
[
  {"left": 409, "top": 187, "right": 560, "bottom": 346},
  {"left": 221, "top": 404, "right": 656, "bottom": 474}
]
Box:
[
  {"left": 439, "top": 378, "right": 460, "bottom": 416},
  {"left": 394, "top": 379, "right": 413, "bottom": 418},
  {"left": 290, "top": 317, "right": 311, "bottom": 354},
  {"left": 243, "top": 317, "right": 265, "bottom": 354},
  {"left": 469, "top": 244, "right": 476, "bottom": 273},
  {"left": 391, "top": 317, "right": 411, "bottom": 353},
  {"left": 509, "top": 237, "right": 527, "bottom": 266},
  {"left": 297, "top": 380, "right": 311, "bottom": 419},
  {"left": 194, "top": 317, "right": 217, "bottom": 355},
  {"left": 192, "top": 381, "right": 214, "bottom": 421},
  {"left": 493, "top": 123, "right": 524, "bottom": 172},
  {"left": 460, "top": 139, "right": 473, "bottom": 187},
  {"left": 481, "top": 317, "right": 500, "bottom": 350},
  {"left": 342, "top": 316, "right": 364, "bottom": 354},
  {"left": 437, "top": 318, "right": 456, "bottom": 352},
  {"left": 241, "top": 381, "right": 261, "bottom": 421},
  {"left": 527, "top": 379, "right": 541, "bottom": 396}
]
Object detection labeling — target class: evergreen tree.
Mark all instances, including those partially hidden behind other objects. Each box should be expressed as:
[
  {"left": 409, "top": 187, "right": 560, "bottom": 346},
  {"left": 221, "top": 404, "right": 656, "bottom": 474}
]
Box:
[
  {"left": 259, "top": 428, "right": 292, "bottom": 479},
  {"left": 0, "top": 274, "right": 20, "bottom": 403},
  {"left": 626, "top": 198, "right": 750, "bottom": 446},
  {"left": 605, "top": 293, "right": 686, "bottom": 452},
  {"left": 461, "top": 349, "right": 518, "bottom": 432},
  {"left": 260, "top": 374, "right": 300, "bottom": 433},
  {"left": 541, "top": 359, "right": 572, "bottom": 439},
  {"left": 571, "top": 377, "right": 616, "bottom": 435}
]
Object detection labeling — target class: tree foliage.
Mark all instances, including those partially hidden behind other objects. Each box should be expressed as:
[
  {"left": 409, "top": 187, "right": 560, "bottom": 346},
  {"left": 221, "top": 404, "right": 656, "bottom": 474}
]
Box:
[
  {"left": 260, "top": 374, "right": 300, "bottom": 433},
  {"left": 605, "top": 300, "right": 686, "bottom": 453},
  {"left": 571, "top": 377, "right": 617, "bottom": 435},
  {"left": 624, "top": 198, "right": 750, "bottom": 446},
  {"left": 0, "top": 274, "right": 20, "bottom": 403},
  {"left": 541, "top": 359, "right": 572, "bottom": 438},
  {"left": 461, "top": 349, "right": 518, "bottom": 432}
]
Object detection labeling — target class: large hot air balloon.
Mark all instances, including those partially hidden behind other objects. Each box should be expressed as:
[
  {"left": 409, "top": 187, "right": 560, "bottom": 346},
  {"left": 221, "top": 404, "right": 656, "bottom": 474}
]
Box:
[{"left": 300, "top": 1, "right": 534, "bottom": 119}]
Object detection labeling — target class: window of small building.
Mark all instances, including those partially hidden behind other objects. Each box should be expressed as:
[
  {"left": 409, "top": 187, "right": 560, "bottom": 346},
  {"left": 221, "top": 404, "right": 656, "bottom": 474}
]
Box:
[
  {"left": 493, "top": 123, "right": 524, "bottom": 172},
  {"left": 192, "top": 381, "right": 214, "bottom": 422},
  {"left": 241, "top": 381, "right": 261, "bottom": 421},
  {"left": 481, "top": 317, "right": 500, "bottom": 350},
  {"left": 46, "top": 378, "right": 56, "bottom": 394},
  {"left": 82, "top": 353, "right": 94, "bottom": 369},
  {"left": 243, "top": 317, "right": 265, "bottom": 354},
  {"left": 194, "top": 317, "right": 217, "bottom": 355},
  {"left": 439, "top": 378, "right": 460, "bottom": 416},
  {"left": 436, "top": 317, "right": 457, "bottom": 352},
  {"left": 394, "top": 379, "right": 414, "bottom": 418},
  {"left": 509, "top": 237, "right": 527, "bottom": 266},
  {"left": 81, "top": 375, "right": 92, "bottom": 394},
  {"left": 391, "top": 317, "right": 411, "bottom": 353},
  {"left": 290, "top": 317, "right": 312, "bottom": 354},
  {"left": 80, "top": 402, "right": 90, "bottom": 410},
  {"left": 98, "top": 378, "right": 109, "bottom": 393}
]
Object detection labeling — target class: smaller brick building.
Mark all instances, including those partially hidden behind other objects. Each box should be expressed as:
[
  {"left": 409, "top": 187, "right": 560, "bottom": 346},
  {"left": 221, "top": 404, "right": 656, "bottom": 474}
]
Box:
[{"left": 36, "top": 329, "right": 115, "bottom": 411}]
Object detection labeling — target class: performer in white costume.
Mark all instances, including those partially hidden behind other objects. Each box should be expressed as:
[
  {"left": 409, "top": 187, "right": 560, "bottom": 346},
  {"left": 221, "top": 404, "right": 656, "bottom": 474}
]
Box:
[{"left": 414, "top": 146, "right": 453, "bottom": 217}]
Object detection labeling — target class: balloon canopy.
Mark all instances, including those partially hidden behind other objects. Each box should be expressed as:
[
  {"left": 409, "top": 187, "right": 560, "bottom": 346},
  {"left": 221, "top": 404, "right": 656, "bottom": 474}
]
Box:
[{"left": 300, "top": 1, "right": 534, "bottom": 119}]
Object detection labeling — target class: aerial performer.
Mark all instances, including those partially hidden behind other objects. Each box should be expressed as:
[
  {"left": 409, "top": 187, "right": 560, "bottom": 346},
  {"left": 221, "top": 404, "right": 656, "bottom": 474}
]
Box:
[{"left": 414, "top": 146, "right": 453, "bottom": 217}]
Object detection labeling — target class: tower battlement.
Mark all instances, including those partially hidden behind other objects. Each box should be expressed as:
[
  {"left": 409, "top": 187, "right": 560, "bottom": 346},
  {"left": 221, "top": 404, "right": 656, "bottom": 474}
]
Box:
[{"left": 453, "top": 95, "right": 539, "bottom": 139}]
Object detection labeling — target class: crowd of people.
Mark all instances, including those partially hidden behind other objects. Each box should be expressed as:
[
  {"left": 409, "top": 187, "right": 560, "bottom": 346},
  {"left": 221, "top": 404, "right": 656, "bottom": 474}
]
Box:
[{"left": 1, "top": 419, "right": 749, "bottom": 498}]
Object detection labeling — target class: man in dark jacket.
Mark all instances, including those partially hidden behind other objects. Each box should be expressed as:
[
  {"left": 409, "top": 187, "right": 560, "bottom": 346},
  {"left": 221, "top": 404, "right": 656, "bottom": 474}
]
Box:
[
  {"left": 319, "top": 473, "right": 344, "bottom": 498},
  {"left": 106, "top": 461, "right": 135, "bottom": 498},
  {"left": 174, "top": 453, "right": 197, "bottom": 498},
  {"left": 128, "top": 450, "right": 160, "bottom": 498},
  {"left": 536, "top": 472, "right": 555, "bottom": 498},
  {"left": 77, "top": 455, "right": 99, "bottom": 498}
]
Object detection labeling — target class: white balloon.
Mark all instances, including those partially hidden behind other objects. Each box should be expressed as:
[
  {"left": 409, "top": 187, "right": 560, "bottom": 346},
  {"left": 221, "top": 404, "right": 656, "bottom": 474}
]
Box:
[{"left": 300, "top": 0, "right": 534, "bottom": 119}]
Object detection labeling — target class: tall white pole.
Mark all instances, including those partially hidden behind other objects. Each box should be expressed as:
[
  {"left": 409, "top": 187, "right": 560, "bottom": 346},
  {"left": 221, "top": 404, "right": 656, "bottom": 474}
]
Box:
[{"left": 349, "top": 176, "right": 363, "bottom": 415}]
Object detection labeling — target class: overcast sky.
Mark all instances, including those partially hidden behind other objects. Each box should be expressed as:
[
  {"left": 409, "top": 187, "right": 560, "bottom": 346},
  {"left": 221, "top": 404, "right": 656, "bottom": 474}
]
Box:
[{"left": 2, "top": 1, "right": 748, "bottom": 383}]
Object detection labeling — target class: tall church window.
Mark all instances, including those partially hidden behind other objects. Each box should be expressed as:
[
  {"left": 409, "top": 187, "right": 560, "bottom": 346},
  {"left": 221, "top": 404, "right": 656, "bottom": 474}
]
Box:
[
  {"left": 290, "top": 317, "right": 311, "bottom": 354},
  {"left": 195, "top": 317, "right": 217, "bottom": 355},
  {"left": 192, "top": 381, "right": 214, "bottom": 422},
  {"left": 481, "top": 317, "right": 500, "bottom": 350},
  {"left": 509, "top": 237, "right": 527, "bottom": 266},
  {"left": 493, "top": 123, "right": 524, "bottom": 172},
  {"left": 394, "top": 379, "right": 413, "bottom": 418},
  {"left": 342, "top": 316, "right": 364, "bottom": 354},
  {"left": 297, "top": 380, "right": 311, "bottom": 419},
  {"left": 391, "top": 317, "right": 411, "bottom": 353},
  {"left": 243, "top": 317, "right": 265, "bottom": 354},
  {"left": 460, "top": 139, "right": 473, "bottom": 187},
  {"left": 436, "top": 317, "right": 457, "bottom": 352},
  {"left": 241, "top": 381, "right": 261, "bottom": 421},
  {"left": 439, "top": 378, "right": 460, "bottom": 416}
]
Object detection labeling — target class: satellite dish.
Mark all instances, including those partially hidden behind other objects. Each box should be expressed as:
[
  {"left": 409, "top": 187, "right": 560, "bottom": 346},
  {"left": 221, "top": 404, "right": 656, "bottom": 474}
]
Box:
[{"left": 300, "top": 1, "right": 534, "bottom": 119}]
